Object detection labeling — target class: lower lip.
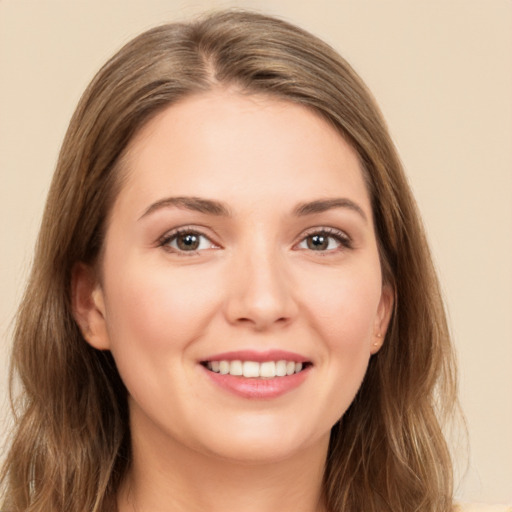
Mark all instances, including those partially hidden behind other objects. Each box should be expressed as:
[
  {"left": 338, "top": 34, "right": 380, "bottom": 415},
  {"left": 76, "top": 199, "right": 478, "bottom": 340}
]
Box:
[{"left": 202, "top": 366, "right": 311, "bottom": 399}]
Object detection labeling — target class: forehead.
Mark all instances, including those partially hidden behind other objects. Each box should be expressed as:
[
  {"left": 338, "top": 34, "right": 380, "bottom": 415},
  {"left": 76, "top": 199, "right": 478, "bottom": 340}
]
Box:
[{"left": 115, "top": 90, "right": 371, "bottom": 216}]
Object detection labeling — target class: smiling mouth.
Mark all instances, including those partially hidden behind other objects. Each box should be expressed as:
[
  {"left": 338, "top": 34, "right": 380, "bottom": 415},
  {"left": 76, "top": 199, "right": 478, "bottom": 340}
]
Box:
[{"left": 201, "top": 360, "right": 311, "bottom": 379}]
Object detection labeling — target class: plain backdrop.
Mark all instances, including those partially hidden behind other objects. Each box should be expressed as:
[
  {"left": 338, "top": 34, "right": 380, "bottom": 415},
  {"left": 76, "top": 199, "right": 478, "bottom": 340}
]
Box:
[{"left": 1, "top": 0, "right": 511, "bottom": 505}]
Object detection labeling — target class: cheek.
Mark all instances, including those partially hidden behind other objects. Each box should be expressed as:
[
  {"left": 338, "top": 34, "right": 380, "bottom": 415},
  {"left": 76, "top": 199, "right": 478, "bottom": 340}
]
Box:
[
  {"left": 303, "top": 265, "right": 382, "bottom": 349},
  {"left": 307, "top": 270, "right": 382, "bottom": 421},
  {"left": 100, "top": 256, "right": 225, "bottom": 415},
  {"left": 102, "top": 255, "right": 223, "bottom": 356},
  {"left": 298, "top": 262, "right": 382, "bottom": 407}
]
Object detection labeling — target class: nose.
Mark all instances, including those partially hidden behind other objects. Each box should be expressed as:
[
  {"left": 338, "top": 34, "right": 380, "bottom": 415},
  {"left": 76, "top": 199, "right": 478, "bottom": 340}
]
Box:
[{"left": 224, "top": 246, "right": 299, "bottom": 331}]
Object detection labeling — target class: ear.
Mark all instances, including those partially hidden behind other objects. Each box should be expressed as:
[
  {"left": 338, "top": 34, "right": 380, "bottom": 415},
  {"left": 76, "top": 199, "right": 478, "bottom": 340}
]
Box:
[
  {"left": 370, "top": 283, "right": 394, "bottom": 354},
  {"left": 71, "top": 262, "right": 111, "bottom": 350}
]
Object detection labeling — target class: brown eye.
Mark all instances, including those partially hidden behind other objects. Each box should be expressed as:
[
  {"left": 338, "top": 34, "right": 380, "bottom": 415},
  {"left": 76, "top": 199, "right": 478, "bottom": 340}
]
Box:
[
  {"left": 176, "top": 233, "right": 200, "bottom": 251},
  {"left": 306, "top": 234, "right": 330, "bottom": 251},
  {"left": 162, "top": 230, "right": 216, "bottom": 253},
  {"left": 297, "top": 229, "right": 350, "bottom": 252}
]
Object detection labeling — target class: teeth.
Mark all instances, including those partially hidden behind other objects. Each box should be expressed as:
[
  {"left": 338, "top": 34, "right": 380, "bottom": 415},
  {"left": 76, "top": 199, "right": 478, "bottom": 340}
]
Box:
[
  {"left": 230, "top": 360, "right": 243, "bottom": 376},
  {"left": 275, "top": 360, "right": 287, "bottom": 377},
  {"left": 219, "top": 360, "right": 230, "bottom": 375},
  {"left": 260, "top": 361, "right": 276, "bottom": 378},
  {"left": 242, "top": 361, "right": 260, "bottom": 378},
  {"left": 205, "top": 359, "right": 307, "bottom": 378}
]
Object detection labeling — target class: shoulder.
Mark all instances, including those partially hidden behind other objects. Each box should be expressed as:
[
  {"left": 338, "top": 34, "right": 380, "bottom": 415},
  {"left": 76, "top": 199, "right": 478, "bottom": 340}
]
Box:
[{"left": 455, "top": 504, "right": 512, "bottom": 512}]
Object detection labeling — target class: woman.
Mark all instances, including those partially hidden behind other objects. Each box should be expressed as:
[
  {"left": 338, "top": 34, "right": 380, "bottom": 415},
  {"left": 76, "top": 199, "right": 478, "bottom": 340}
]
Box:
[{"left": 1, "top": 10, "right": 458, "bottom": 512}]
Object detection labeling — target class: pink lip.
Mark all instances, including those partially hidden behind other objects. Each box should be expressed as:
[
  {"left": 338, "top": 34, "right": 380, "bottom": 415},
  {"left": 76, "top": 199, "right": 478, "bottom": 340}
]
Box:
[
  {"left": 201, "top": 349, "right": 310, "bottom": 363},
  {"left": 199, "top": 350, "right": 312, "bottom": 399},
  {"left": 202, "top": 366, "right": 311, "bottom": 399}
]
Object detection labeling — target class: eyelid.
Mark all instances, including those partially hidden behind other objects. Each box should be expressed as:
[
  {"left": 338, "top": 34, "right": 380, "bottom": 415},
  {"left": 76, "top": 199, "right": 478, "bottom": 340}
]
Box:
[
  {"left": 294, "top": 226, "right": 353, "bottom": 251},
  {"left": 157, "top": 226, "right": 221, "bottom": 254},
  {"left": 156, "top": 225, "right": 352, "bottom": 255}
]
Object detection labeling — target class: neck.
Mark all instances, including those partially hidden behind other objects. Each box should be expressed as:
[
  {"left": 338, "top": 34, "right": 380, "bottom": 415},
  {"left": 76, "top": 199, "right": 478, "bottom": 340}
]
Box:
[{"left": 118, "top": 416, "right": 329, "bottom": 512}]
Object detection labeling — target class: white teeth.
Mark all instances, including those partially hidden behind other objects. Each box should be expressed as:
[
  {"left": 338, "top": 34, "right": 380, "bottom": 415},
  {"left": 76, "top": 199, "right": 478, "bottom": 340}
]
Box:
[
  {"left": 205, "top": 359, "right": 307, "bottom": 378},
  {"left": 230, "top": 360, "right": 243, "bottom": 376},
  {"left": 242, "top": 361, "right": 260, "bottom": 378},
  {"left": 260, "top": 361, "right": 276, "bottom": 378},
  {"left": 275, "top": 360, "right": 287, "bottom": 377},
  {"left": 219, "top": 360, "right": 230, "bottom": 375}
]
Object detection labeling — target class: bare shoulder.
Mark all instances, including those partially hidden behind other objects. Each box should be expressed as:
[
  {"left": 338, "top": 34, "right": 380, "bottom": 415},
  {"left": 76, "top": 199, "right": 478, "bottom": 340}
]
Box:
[{"left": 454, "top": 504, "right": 512, "bottom": 512}]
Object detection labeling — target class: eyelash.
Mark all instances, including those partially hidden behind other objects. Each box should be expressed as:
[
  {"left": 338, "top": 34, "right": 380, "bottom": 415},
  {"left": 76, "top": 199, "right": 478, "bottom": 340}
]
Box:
[
  {"left": 158, "top": 226, "right": 352, "bottom": 256},
  {"left": 297, "top": 227, "right": 353, "bottom": 254},
  {"left": 158, "top": 227, "right": 218, "bottom": 256}
]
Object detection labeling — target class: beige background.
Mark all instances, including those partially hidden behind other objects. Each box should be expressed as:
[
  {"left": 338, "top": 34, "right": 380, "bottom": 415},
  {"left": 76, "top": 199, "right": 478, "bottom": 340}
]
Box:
[{"left": 1, "top": 0, "right": 511, "bottom": 504}]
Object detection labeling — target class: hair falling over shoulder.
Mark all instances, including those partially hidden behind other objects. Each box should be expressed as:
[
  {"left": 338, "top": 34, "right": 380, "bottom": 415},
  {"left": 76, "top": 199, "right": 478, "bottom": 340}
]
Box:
[{"left": 1, "top": 9, "right": 461, "bottom": 512}]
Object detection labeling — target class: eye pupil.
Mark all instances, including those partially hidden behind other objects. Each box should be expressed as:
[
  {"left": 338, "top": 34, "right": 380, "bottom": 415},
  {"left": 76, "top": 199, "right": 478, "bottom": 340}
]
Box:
[
  {"left": 307, "top": 234, "right": 329, "bottom": 250},
  {"left": 177, "top": 233, "right": 199, "bottom": 250}
]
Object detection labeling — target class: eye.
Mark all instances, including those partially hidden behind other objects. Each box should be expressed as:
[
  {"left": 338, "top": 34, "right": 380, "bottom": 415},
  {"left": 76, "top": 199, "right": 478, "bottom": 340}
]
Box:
[
  {"left": 160, "top": 229, "right": 217, "bottom": 254},
  {"left": 297, "top": 229, "right": 351, "bottom": 252}
]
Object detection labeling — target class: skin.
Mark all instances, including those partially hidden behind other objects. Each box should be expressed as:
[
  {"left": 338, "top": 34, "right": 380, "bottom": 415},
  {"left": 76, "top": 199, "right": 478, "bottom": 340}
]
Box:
[{"left": 73, "top": 89, "right": 393, "bottom": 512}]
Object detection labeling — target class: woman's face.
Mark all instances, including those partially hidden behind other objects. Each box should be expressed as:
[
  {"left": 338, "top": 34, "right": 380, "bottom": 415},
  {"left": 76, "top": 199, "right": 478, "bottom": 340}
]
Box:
[{"left": 76, "top": 90, "right": 392, "bottom": 464}]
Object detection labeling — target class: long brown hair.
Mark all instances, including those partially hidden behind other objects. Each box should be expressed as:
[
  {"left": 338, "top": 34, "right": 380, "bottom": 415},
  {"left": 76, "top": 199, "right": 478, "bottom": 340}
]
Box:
[{"left": 1, "top": 10, "right": 458, "bottom": 512}]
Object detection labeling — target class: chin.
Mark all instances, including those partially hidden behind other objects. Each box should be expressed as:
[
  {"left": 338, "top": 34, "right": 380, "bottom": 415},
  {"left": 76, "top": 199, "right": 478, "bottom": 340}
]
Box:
[
  {"left": 191, "top": 415, "right": 331, "bottom": 465},
  {"left": 203, "top": 437, "right": 311, "bottom": 465}
]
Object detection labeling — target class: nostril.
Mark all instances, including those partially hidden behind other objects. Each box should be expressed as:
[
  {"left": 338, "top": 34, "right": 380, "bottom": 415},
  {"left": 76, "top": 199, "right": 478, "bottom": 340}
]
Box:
[{"left": 224, "top": 268, "right": 299, "bottom": 329}]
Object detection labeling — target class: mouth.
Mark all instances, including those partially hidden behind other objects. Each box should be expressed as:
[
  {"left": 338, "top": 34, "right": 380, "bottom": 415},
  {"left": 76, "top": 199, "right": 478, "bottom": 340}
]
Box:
[
  {"left": 201, "top": 359, "right": 311, "bottom": 379},
  {"left": 199, "top": 350, "right": 312, "bottom": 398}
]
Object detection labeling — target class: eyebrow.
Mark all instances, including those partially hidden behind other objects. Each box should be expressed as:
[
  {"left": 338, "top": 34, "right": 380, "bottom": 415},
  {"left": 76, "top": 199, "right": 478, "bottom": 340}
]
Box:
[
  {"left": 139, "top": 196, "right": 367, "bottom": 222},
  {"left": 139, "top": 196, "right": 232, "bottom": 220},
  {"left": 294, "top": 198, "right": 368, "bottom": 222}
]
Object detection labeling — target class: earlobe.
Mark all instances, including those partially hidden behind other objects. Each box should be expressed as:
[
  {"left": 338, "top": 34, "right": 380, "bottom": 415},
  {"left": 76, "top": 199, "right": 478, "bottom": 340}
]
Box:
[
  {"left": 371, "top": 284, "right": 394, "bottom": 354},
  {"left": 71, "top": 263, "right": 111, "bottom": 350}
]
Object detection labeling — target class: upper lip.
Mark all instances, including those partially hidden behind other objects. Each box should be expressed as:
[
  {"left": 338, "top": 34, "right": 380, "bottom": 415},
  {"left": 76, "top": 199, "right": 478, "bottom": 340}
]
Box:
[{"left": 200, "top": 349, "right": 311, "bottom": 363}]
